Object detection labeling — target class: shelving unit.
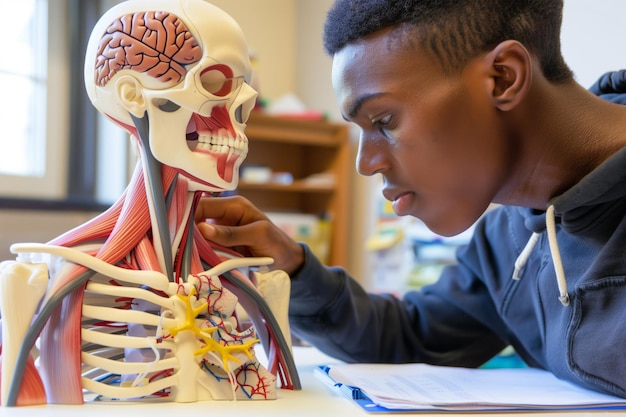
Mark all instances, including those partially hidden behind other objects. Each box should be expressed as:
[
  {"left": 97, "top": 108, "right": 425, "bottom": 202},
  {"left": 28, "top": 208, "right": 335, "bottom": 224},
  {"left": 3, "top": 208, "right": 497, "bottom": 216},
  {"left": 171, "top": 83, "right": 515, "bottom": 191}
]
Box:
[{"left": 237, "top": 112, "right": 351, "bottom": 268}]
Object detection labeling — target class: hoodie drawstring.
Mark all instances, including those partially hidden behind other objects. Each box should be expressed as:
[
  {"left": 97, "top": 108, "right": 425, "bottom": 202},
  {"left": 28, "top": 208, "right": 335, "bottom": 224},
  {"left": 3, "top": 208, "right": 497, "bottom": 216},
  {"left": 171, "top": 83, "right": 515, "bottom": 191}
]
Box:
[
  {"left": 512, "top": 204, "right": 570, "bottom": 306},
  {"left": 545, "top": 205, "right": 570, "bottom": 306},
  {"left": 512, "top": 232, "right": 540, "bottom": 280}
]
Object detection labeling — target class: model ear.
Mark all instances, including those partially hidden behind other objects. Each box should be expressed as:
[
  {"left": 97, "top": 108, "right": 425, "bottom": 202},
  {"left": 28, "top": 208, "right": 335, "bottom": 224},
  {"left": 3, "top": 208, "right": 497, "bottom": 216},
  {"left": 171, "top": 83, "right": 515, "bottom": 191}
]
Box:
[
  {"left": 115, "top": 75, "right": 147, "bottom": 118},
  {"left": 486, "top": 40, "right": 532, "bottom": 111}
]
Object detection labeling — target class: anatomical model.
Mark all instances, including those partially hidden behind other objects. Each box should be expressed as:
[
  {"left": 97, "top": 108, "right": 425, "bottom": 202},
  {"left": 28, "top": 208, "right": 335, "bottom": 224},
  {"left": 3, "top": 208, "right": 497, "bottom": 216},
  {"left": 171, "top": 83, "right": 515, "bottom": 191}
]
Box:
[{"left": 0, "top": 0, "right": 298, "bottom": 406}]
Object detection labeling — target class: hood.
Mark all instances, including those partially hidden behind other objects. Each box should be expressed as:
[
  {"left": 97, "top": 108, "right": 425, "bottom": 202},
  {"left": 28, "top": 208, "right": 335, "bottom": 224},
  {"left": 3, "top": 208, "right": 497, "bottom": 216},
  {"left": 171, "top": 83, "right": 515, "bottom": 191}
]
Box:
[
  {"left": 550, "top": 70, "right": 626, "bottom": 236},
  {"left": 552, "top": 147, "right": 626, "bottom": 237},
  {"left": 512, "top": 70, "right": 626, "bottom": 306},
  {"left": 541, "top": 70, "right": 626, "bottom": 236},
  {"left": 588, "top": 70, "right": 626, "bottom": 104},
  {"left": 519, "top": 70, "right": 626, "bottom": 229}
]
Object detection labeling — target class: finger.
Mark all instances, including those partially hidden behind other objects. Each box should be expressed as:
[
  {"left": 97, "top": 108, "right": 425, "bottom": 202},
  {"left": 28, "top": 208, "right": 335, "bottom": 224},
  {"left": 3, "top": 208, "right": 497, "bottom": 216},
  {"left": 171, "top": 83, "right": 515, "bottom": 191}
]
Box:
[
  {"left": 197, "top": 221, "right": 265, "bottom": 249},
  {"left": 196, "top": 223, "right": 251, "bottom": 258},
  {"left": 196, "top": 222, "right": 217, "bottom": 239},
  {"left": 195, "top": 195, "right": 267, "bottom": 225},
  {"left": 194, "top": 196, "right": 238, "bottom": 223}
]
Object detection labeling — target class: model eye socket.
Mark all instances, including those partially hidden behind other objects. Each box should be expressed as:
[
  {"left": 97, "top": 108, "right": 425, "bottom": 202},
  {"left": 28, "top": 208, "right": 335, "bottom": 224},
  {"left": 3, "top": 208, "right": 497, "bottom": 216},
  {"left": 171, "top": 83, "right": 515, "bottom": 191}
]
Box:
[{"left": 200, "top": 70, "right": 244, "bottom": 97}]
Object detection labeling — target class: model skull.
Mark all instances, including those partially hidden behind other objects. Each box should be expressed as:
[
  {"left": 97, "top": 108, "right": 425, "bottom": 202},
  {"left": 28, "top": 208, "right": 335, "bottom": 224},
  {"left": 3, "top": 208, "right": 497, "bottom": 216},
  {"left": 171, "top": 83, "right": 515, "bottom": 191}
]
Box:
[{"left": 84, "top": 0, "right": 257, "bottom": 191}]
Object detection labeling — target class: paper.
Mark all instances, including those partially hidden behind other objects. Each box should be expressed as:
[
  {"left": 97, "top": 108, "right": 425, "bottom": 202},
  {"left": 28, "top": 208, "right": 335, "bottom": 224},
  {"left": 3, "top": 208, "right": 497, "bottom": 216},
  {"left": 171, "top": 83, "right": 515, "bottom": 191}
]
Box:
[{"left": 320, "top": 363, "right": 626, "bottom": 412}]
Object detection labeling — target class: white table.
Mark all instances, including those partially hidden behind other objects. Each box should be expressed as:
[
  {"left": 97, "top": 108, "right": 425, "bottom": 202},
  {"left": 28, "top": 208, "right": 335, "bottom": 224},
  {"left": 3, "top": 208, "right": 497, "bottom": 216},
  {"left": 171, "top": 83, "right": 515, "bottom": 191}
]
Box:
[{"left": 0, "top": 347, "right": 622, "bottom": 416}]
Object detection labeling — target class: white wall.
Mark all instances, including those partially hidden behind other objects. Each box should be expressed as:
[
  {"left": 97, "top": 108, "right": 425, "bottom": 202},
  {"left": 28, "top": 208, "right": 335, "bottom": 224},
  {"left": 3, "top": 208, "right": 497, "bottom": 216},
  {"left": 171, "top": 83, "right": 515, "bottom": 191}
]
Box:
[
  {"left": 207, "top": 0, "right": 297, "bottom": 103},
  {"left": 562, "top": 0, "right": 626, "bottom": 88}
]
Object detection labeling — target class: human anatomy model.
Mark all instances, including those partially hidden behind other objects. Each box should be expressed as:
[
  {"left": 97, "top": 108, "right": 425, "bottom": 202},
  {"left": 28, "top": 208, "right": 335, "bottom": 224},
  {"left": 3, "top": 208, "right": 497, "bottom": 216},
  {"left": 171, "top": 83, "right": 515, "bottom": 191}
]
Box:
[{"left": 0, "top": 0, "right": 298, "bottom": 406}]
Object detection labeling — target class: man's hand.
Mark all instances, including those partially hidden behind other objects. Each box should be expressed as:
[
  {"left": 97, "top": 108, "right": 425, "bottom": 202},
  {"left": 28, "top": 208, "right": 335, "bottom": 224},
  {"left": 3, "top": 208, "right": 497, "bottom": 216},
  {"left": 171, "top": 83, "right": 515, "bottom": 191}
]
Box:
[{"left": 194, "top": 195, "right": 305, "bottom": 275}]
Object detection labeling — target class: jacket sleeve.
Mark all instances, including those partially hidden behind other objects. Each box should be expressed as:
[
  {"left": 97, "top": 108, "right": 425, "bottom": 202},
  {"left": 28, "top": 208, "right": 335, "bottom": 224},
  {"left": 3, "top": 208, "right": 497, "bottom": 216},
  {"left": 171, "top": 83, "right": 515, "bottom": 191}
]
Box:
[{"left": 288, "top": 217, "right": 510, "bottom": 366}]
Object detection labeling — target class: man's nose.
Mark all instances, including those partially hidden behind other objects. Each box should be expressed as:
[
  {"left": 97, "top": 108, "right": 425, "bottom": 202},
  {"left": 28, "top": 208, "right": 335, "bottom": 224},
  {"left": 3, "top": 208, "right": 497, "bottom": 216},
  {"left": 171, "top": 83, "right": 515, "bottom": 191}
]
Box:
[{"left": 356, "top": 132, "right": 389, "bottom": 176}]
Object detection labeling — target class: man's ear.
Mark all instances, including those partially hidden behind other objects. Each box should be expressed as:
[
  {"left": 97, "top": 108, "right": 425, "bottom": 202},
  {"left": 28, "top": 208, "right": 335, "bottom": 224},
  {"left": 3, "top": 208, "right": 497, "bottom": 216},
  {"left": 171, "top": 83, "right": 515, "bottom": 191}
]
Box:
[
  {"left": 115, "top": 75, "right": 147, "bottom": 118},
  {"left": 485, "top": 40, "right": 532, "bottom": 111}
]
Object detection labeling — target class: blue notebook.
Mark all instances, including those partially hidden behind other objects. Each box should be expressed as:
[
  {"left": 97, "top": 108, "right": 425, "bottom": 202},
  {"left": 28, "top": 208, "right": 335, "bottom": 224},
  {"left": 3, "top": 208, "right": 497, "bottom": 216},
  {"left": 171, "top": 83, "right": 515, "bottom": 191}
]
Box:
[{"left": 316, "top": 365, "right": 399, "bottom": 413}]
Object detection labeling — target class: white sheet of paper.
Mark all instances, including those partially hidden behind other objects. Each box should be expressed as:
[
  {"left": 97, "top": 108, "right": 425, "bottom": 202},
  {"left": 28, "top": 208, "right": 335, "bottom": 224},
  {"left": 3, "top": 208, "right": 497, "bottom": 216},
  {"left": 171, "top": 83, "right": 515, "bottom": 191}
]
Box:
[{"left": 327, "top": 363, "right": 626, "bottom": 410}]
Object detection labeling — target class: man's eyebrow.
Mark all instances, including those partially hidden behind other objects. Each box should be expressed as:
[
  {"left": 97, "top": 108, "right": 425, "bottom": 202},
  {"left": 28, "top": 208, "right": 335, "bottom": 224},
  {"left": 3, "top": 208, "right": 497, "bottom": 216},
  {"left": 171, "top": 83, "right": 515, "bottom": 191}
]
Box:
[{"left": 345, "top": 92, "right": 386, "bottom": 119}]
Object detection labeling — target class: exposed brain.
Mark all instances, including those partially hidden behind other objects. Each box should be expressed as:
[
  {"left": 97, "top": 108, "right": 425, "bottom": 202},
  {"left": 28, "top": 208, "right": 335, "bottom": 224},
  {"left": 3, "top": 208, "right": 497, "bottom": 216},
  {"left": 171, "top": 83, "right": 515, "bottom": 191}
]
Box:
[{"left": 94, "top": 11, "right": 203, "bottom": 87}]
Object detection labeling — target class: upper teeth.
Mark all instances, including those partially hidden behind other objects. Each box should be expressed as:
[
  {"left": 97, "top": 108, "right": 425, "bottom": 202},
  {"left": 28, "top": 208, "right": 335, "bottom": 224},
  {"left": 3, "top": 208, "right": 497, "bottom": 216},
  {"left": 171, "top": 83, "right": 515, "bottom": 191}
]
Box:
[{"left": 196, "top": 134, "right": 247, "bottom": 154}]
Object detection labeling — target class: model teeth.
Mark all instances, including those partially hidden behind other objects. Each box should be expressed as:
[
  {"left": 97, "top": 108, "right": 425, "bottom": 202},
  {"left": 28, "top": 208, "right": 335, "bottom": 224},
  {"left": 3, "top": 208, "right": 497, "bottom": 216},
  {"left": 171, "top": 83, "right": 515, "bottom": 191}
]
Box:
[{"left": 196, "top": 134, "right": 247, "bottom": 154}]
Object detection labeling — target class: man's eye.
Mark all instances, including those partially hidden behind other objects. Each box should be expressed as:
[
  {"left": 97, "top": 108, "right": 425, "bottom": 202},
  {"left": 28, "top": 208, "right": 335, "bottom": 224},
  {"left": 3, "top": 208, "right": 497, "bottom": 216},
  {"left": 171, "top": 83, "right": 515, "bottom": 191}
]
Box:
[
  {"left": 372, "top": 114, "right": 392, "bottom": 128},
  {"left": 372, "top": 114, "right": 400, "bottom": 140}
]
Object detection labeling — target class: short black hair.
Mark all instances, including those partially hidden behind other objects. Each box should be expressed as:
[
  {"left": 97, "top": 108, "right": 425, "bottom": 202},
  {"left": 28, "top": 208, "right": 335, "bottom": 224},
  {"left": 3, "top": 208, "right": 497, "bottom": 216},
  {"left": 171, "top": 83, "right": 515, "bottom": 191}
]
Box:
[{"left": 323, "top": 0, "right": 572, "bottom": 82}]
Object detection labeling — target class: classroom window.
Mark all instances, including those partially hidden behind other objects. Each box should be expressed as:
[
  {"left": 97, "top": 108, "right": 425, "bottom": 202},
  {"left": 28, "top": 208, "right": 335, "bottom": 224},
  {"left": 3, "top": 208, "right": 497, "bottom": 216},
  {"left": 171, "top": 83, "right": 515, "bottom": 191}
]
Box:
[
  {"left": 0, "top": 0, "right": 68, "bottom": 200},
  {"left": 0, "top": 0, "right": 132, "bottom": 207}
]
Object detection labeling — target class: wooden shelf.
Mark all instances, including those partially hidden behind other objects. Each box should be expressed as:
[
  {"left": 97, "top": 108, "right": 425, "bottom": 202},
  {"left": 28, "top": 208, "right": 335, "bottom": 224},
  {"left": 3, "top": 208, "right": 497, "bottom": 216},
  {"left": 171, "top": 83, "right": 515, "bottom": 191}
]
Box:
[
  {"left": 244, "top": 113, "right": 346, "bottom": 147},
  {"left": 237, "top": 112, "right": 351, "bottom": 268},
  {"left": 238, "top": 180, "right": 335, "bottom": 193}
]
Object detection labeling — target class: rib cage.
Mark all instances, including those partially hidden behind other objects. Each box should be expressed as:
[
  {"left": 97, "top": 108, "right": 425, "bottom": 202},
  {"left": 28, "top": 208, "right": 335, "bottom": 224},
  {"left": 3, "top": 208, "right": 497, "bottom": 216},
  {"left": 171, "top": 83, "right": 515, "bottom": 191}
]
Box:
[
  {"left": 1, "top": 244, "right": 292, "bottom": 406},
  {"left": 80, "top": 278, "right": 178, "bottom": 400},
  {"left": 75, "top": 268, "right": 274, "bottom": 402}
]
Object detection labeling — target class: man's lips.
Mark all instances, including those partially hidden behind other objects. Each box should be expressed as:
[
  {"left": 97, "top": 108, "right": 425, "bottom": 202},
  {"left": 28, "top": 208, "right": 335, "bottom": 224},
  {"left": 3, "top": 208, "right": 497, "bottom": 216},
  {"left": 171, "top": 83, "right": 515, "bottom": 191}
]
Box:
[
  {"left": 383, "top": 189, "right": 414, "bottom": 215},
  {"left": 383, "top": 188, "right": 409, "bottom": 202}
]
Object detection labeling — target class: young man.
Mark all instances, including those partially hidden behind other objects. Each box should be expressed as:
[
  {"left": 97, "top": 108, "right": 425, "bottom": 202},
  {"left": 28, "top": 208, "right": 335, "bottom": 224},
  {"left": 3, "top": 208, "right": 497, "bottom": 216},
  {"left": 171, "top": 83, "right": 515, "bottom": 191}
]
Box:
[{"left": 196, "top": 0, "right": 626, "bottom": 397}]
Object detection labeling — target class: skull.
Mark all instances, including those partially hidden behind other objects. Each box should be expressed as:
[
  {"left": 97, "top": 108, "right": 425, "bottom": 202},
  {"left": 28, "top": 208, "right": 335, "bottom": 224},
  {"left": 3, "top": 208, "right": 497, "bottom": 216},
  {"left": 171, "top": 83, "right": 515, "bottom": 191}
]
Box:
[{"left": 84, "top": 0, "right": 257, "bottom": 192}]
